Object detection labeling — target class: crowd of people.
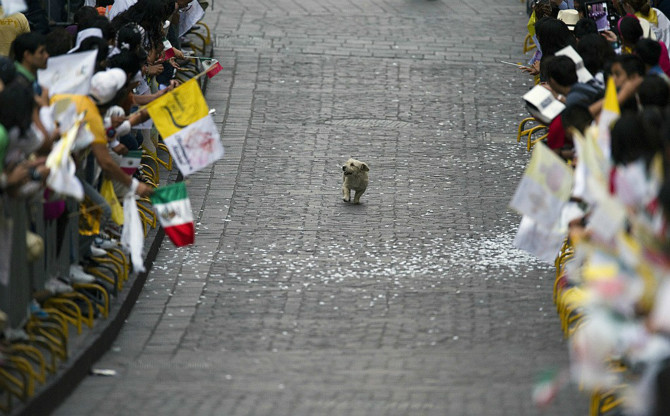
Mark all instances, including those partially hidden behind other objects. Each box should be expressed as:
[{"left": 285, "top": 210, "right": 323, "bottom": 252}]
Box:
[
  {"left": 0, "top": 0, "right": 207, "bottom": 407},
  {"left": 5, "top": 0, "right": 670, "bottom": 412},
  {"left": 516, "top": 0, "right": 670, "bottom": 414}
]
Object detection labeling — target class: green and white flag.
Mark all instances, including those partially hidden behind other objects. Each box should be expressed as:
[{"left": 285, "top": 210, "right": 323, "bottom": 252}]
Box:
[
  {"left": 120, "top": 150, "right": 142, "bottom": 175},
  {"left": 151, "top": 182, "right": 194, "bottom": 247}
]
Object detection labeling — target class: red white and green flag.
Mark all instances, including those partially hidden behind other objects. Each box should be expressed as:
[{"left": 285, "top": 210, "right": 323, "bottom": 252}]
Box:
[
  {"left": 162, "top": 39, "right": 175, "bottom": 59},
  {"left": 202, "top": 58, "right": 223, "bottom": 78},
  {"left": 532, "top": 368, "right": 568, "bottom": 408},
  {"left": 120, "top": 150, "right": 142, "bottom": 175},
  {"left": 151, "top": 182, "right": 194, "bottom": 246}
]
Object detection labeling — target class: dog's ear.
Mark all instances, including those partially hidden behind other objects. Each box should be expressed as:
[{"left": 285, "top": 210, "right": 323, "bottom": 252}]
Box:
[{"left": 361, "top": 163, "right": 369, "bottom": 172}]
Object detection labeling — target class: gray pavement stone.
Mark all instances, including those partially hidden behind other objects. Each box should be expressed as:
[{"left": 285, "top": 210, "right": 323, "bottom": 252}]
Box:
[{"left": 52, "top": 0, "right": 589, "bottom": 415}]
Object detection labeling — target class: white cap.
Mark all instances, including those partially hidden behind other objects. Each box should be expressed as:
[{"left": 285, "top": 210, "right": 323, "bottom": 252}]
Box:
[
  {"left": 68, "top": 28, "right": 103, "bottom": 53},
  {"left": 89, "top": 68, "right": 127, "bottom": 105}
]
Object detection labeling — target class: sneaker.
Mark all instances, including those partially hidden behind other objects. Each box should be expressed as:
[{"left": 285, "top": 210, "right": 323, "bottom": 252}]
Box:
[
  {"left": 94, "top": 236, "right": 119, "bottom": 250},
  {"left": 69, "top": 265, "right": 96, "bottom": 284},
  {"left": 4, "top": 328, "right": 29, "bottom": 341},
  {"left": 29, "top": 300, "right": 49, "bottom": 319},
  {"left": 103, "top": 225, "right": 123, "bottom": 239},
  {"left": 45, "top": 277, "right": 73, "bottom": 294},
  {"left": 90, "top": 244, "right": 108, "bottom": 257}
]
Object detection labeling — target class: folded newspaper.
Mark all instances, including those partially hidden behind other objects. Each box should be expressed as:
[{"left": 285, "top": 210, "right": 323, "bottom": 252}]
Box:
[
  {"left": 523, "top": 85, "right": 565, "bottom": 125},
  {"left": 556, "top": 45, "right": 594, "bottom": 84}
]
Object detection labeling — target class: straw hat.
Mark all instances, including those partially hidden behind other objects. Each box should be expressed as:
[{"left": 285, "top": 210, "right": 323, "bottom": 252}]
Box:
[{"left": 558, "top": 9, "right": 580, "bottom": 30}]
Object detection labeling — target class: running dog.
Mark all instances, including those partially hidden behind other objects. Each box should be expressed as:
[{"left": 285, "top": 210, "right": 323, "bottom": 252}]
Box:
[{"left": 342, "top": 158, "right": 369, "bottom": 204}]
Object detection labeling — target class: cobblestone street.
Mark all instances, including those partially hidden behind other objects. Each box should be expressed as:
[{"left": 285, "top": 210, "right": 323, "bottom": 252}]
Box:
[{"left": 53, "top": 0, "right": 589, "bottom": 414}]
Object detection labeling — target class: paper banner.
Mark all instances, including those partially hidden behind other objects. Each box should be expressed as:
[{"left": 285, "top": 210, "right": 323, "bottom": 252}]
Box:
[{"left": 37, "top": 50, "right": 97, "bottom": 97}]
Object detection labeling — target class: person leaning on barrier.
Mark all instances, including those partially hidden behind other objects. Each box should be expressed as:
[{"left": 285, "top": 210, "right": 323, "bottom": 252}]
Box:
[
  {"left": 546, "top": 104, "right": 594, "bottom": 161},
  {"left": 0, "top": 5, "right": 31, "bottom": 57},
  {"left": 50, "top": 68, "right": 154, "bottom": 198},
  {"left": 576, "top": 33, "right": 617, "bottom": 89},
  {"left": 546, "top": 55, "right": 605, "bottom": 106},
  {"left": 11, "top": 32, "right": 48, "bottom": 87},
  {"left": 523, "top": 17, "right": 577, "bottom": 78},
  {"left": 0, "top": 80, "right": 50, "bottom": 197},
  {"left": 105, "top": 49, "right": 166, "bottom": 153}
]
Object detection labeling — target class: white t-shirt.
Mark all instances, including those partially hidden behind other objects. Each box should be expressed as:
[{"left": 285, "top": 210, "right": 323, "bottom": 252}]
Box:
[
  {"left": 108, "top": 0, "right": 138, "bottom": 21},
  {"left": 651, "top": 8, "right": 670, "bottom": 49}
]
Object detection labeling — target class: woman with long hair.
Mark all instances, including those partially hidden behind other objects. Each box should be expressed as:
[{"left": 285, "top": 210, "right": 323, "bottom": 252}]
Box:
[{"left": 111, "top": 0, "right": 174, "bottom": 52}]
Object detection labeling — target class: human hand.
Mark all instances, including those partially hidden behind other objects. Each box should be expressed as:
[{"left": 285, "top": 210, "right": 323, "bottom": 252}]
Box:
[
  {"left": 111, "top": 116, "right": 126, "bottom": 128},
  {"left": 540, "top": 82, "right": 554, "bottom": 93},
  {"left": 28, "top": 158, "right": 49, "bottom": 182},
  {"left": 146, "top": 63, "right": 164, "bottom": 76},
  {"left": 601, "top": 30, "right": 618, "bottom": 43},
  {"left": 158, "top": 80, "right": 180, "bottom": 96},
  {"left": 47, "top": 127, "right": 61, "bottom": 144},
  {"left": 619, "top": 76, "right": 644, "bottom": 100},
  {"left": 167, "top": 79, "right": 180, "bottom": 91},
  {"left": 34, "top": 165, "right": 50, "bottom": 180},
  {"left": 34, "top": 86, "right": 49, "bottom": 107},
  {"left": 520, "top": 61, "right": 540, "bottom": 76},
  {"left": 168, "top": 57, "right": 181, "bottom": 69},
  {"left": 135, "top": 182, "right": 154, "bottom": 197},
  {"left": 172, "top": 48, "right": 185, "bottom": 60},
  {"left": 138, "top": 109, "right": 150, "bottom": 121},
  {"left": 112, "top": 143, "right": 129, "bottom": 155},
  {"left": 5, "top": 163, "right": 30, "bottom": 187}
]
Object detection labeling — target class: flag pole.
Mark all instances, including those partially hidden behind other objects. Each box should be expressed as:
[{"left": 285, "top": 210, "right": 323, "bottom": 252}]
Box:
[
  {"left": 183, "top": 56, "right": 217, "bottom": 61},
  {"left": 130, "top": 67, "right": 212, "bottom": 115}
]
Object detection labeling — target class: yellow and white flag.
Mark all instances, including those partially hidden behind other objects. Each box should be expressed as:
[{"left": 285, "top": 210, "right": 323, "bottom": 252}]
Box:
[
  {"left": 596, "top": 77, "right": 620, "bottom": 160},
  {"left": 513, "top": 215, "right": 566, "bottom": 263},
  {"left": 146, "top": 79, "right": 209, "bottom": 138},
  {"left": 164, "top": 114, "right": 223, "bottom": 177},
  {"left": 572, "top": 127, "right": 609, "bottom": 203},
  {"left": 509, "top": 142, "right": 574, "bottom": 226},
  {"left": 45, "top": 117, "right": 84, "bottom": 200}
]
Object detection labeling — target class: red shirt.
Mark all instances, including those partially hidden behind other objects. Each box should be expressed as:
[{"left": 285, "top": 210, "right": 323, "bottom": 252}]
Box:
[{"left": 546, "top": 115, "right": 565, "bottom": 150}]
